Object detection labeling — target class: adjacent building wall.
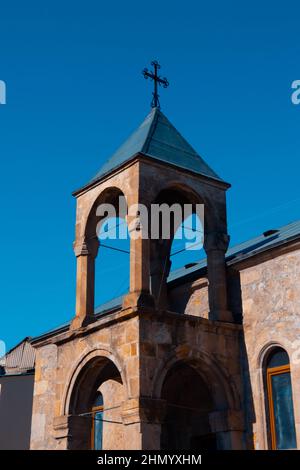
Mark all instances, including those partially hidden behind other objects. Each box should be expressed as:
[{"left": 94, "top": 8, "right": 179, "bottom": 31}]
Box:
[
  {"left": 239, "top": 246, "right": 300, "bottom": 449},
  {"left": 0, "top": 374, "right": 34, "bottom": 449}
]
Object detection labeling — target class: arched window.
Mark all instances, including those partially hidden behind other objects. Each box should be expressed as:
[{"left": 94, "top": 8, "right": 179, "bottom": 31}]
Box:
[
  {"left": 265, "top": 347, "right": 296, "bottom": 449},
  {"left": 91, "top": 392, "right": 103, "bottom": 450}
]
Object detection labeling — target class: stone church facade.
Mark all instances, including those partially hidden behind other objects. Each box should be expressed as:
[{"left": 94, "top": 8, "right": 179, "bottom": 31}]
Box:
[{"left": 29, "top": 108, "right": 300, "bottom": 450}]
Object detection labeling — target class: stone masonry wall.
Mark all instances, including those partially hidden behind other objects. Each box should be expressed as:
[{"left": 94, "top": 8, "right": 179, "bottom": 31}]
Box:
[
  {"left": 239, "top": 247, "right": 300, "bottom": 449},
  {"left": 169, "top": 278, "right": 209, "bottom": 318},
  {"left": 30, "top": 312, "right": 140, "bottom": 450},
  {"left": 30, "top": 305, "right": 245, "bottom": 450}
]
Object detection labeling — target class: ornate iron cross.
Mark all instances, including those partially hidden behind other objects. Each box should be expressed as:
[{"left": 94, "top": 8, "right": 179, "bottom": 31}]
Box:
[{"left": 142, "top": 60, "right": 169, "bottom": 109}]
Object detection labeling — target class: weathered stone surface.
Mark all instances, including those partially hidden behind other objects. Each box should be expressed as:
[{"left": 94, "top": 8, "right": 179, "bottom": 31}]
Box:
[
  {"left": 29, "top": 136, "right": 300, "bottom": 450},
  {"left": 239, "top": 248, "right": 300, "bottom": 450}
]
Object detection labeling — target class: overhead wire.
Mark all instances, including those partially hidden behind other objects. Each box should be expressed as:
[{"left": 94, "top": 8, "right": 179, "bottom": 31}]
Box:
[{"left": 69, "top": 400, "right": 216, "bottom": 425}]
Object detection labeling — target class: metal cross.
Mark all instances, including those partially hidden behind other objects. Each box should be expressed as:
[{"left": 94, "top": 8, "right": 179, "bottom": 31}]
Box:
[{"left": 142, "top": 60, "right": 169, "bottom": 109}]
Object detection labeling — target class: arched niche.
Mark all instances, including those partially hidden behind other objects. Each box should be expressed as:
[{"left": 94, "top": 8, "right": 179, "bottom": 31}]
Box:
[
  {"left": 67, "top": 356, "right": 126, "bottom": 450},
  {"left": 160, "top": 362, "right": 216, "bottom": 450}
]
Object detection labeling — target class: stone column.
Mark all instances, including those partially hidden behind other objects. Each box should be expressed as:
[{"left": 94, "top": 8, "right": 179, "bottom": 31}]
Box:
[
  {"left": 121, "top": 399, "right": 143, "bottom": 449},
  {"left": 53, "top": 415, "right": 70, "bottom": 450},
  {"left": 121, "top": 398, "right": 166, "bottom": 450},
  {"left": 150, "top": 240, "right": 171, "bottom": 310},
  {"left": 204, "top": 232, "right": 233, "bottom": 322},
  {"left": 71, "top": 237, "right": 99, "bottom": 330}
]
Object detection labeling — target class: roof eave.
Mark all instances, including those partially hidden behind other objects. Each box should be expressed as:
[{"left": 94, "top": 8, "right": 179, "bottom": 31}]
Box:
[
  {"left": 72, "top": 152, "right": 230, "bottom": 197},
  {"left": 168, "top": 230, "right": 300, "bottom": 287},
  {"left": 227, "top": 233, "right": 300, "bottom": 269}
]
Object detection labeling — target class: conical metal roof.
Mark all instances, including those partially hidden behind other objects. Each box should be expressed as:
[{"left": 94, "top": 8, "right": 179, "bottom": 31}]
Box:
[{"left": 77, "top": 107, "right": 225, "bottom": 193}]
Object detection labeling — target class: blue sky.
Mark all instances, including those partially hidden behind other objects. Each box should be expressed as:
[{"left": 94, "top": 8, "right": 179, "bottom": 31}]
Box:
[{"left": 0, "top": 1, "right": 299, "bottom": 350}]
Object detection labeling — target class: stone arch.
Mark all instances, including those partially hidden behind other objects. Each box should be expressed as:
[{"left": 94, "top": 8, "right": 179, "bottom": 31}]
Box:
[
  {"left": 147, "top": 178, "right": 231, "bottom": 322},
  {"left": 72, "top": 185, "right": 129, "bottom": 328},
  {"left": 84, "top": 185, "right": 127, "bottom": 239},
  {"left": 63, "top": 348, "right": 127, "bottom": 450},
  {"left": 152, "top": 346, "right": 241, "bottom": 450},
  {"left": 148, "top": 178, "right": 222, "bottom": 238},
  {"left": 258, "top": 342, "right": 297, "bottom": 450},
  {"left": 149, "top": 182, "right": 205, "bottom": 310},
  {"left": 257, "top": 340, "right": 290, "bottom": 370},
  {"left": 87, "top": 186, "right": 129, "bottom": 308},
  {"left": 256, "top": 341, "right": 287, "bottom": 448},
  {"left": 152, "top": 346, "right": 239, "bottom": 411},
  {"left": 150, "top": 180, "right": 206, "bottom": 207},
  {"left": 62, "top": 347, "right": 127, "bottom": 416}
]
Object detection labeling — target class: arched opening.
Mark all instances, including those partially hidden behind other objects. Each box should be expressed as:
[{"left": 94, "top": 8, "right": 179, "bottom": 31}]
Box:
[
  {"left": 170, "top": 212, "right": 204, "bottom": 272},
  {"left": 68, "top": 356, "right": 125, "bottom": 450},
  {"left": 263, "top": 347, "right": 296, "bottom": 449},
  {"left": 161, "top": 362, "right": 217, "bottom": 450},
  {"left": 85, "top": 187, "right": 130, "bottom": 313},
  {"left": 95, "top": 215, "right": 130, "bottom": 308},
  {"left": 150, "top": 185, "right": 204, "bottom": 310}
]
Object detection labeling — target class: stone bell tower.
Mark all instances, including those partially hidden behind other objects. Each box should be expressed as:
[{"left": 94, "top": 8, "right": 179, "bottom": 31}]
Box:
[
  {"left": 72, "top": 106, "right": 232, "bottom": 328},
  {"left": 30, "top": 105, "right": 245, "bottom": 450}
]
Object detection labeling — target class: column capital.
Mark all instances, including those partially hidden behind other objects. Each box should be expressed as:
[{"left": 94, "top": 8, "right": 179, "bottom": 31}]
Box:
[
  {"left": 73, "top": 237, "right": 99, "bottom": 258},
  {"left": 121, "top": 397, "right": 167, "bottom": 425},
  {"left": 53, "top": 415, "right": 71, "bottom": 440},
  {"left": 204, "top": 231, "right": 230, "bottom": 253}
]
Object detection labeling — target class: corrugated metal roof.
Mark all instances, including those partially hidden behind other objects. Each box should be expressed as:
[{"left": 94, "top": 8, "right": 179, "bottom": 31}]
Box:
[
  {"left": 76, "top": 108, "right": 224, "bottom": 193},
  {"left": 226, "top": 220, "right": 300, "bottom": 264},
  {"left": 30, "top": 295, "right": 124, "bottom": 344},
  {"left": 94, "top": 295, "right": 123, "bottom": 315},
  {"left": 168, "top": 219, "right": 300, "bottom": 283},
  {"left": 1, "top": 338, "right": 35, "bottom": 375}
]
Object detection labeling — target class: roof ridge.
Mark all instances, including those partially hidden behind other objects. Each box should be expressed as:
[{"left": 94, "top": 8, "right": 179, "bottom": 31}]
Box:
[
  {"left": 156, "top": 109, "right": 198, "bottom": 155},
  {"left": 141, "top": 107, "right": 159, "bottom": 155}
]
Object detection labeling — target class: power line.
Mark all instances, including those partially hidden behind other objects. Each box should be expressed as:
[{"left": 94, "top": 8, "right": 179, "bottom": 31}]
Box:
[
  {"left": 97, "top": 220, "right": 203, "bottom": 239},
  {"left": 171, "top": 241, "right": 203, "bottom": 257},
  {"left": 99, "top": 239, "right": 203, "bottom": 257},
  {"left": 230, "top": 196, "right": 300, "bottom": 229},
  {"left": 177, "top": 225, "right": 203, "bottom": 234},
  {"left": 98, "top": 220, "right": 127, "bottom": 237},
  {"left": 69, "top": 399, "right": 219, "bottom": 426},
  {"left": 72, "top": 414, "right": 123, "bottom": 425},
  {"left": 99, "top": 243, "right": 130, "bottom": 255}
]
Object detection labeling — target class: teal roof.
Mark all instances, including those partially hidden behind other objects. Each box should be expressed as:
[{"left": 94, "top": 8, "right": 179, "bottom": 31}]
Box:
[
  {"left": 168, "top": 220, "right": 300, "bottom": 284},
  {"left": 30, "top": 219, "right": 300, "bottom": 344},
  {"left": 85, "top": 107, "right": 224, "bottom": 188}
]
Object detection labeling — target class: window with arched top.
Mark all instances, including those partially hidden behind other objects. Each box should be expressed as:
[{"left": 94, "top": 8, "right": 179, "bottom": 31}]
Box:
[
  {"left": 264, "top": 347, "right": 297, "bottom": 449},
  {"left": 91, "top": 392, "right": 103, "bottom": 450}
]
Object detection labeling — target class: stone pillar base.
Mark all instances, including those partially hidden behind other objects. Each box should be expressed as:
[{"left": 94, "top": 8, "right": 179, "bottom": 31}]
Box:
[
  {"left": 121, "top": 398, "right": 166, "bottom": 450},
  {"left": 70, "top": 313, "right": 96, "bottom": 330},
  {"left": 209, "top": 309, "right": 234, "bottom": 322},
  {"left": 122, "top": 291, "right": 155, "bottom": 309}
]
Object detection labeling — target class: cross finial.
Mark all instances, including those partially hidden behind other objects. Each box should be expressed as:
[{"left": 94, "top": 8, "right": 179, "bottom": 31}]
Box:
[{"left": 142, "top": 60, "right": 169, "bottom": 109}]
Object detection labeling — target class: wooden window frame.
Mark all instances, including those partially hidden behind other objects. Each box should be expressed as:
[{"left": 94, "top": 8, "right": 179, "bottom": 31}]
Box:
[
  {"left": 266, "top": 364, "right": 290, "bottom": 450},
  {"left": 91, "top": 405, "right": 104, "bottom": 450}
]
